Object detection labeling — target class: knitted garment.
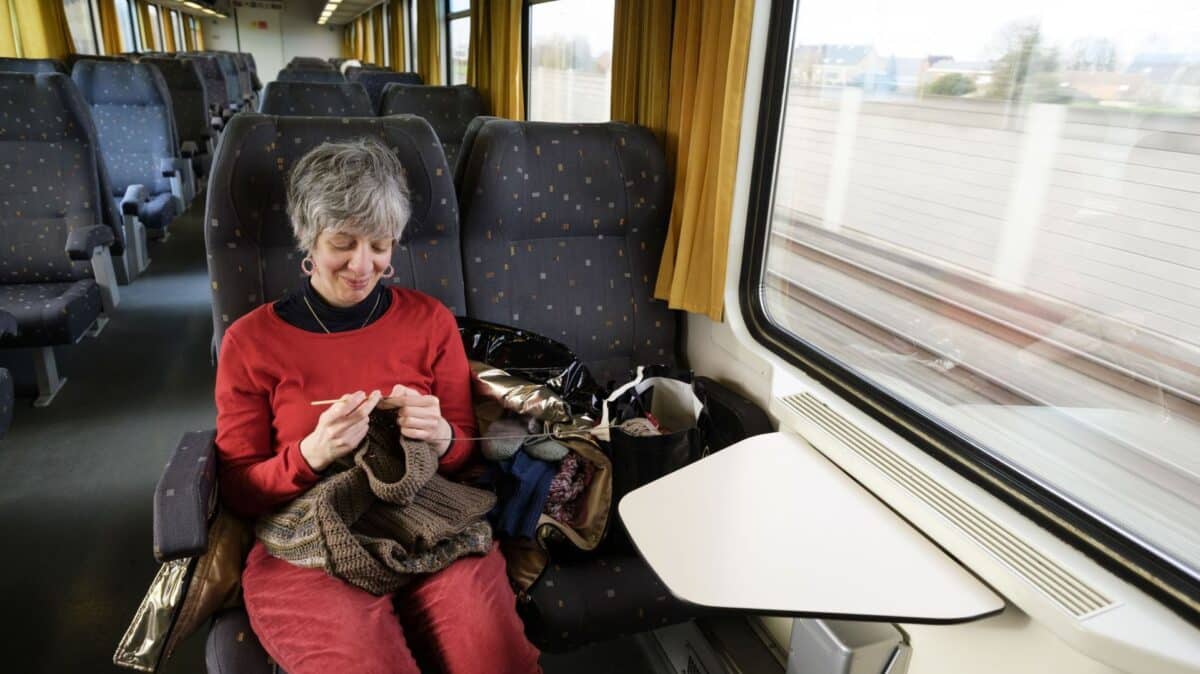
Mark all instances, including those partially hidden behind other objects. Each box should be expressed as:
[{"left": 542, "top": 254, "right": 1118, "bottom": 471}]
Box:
[{"left": 256, "top": 411, "right": 497, "bottom": 595}]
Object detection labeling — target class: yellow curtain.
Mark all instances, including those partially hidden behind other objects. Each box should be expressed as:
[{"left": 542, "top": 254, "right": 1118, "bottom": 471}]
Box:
[
  {"left": 136, "top": 1, "right": 155, "bottom": 51},
  {"left": 97, "top": 0, "right": 123, "bottom": 54},
  {"left": 162, "top": 9, "right": 177, "bottom": 52},
  {"left": 416, "top": 0, "right": 442, "bottom": 85},
  {"left": 389, "top": 1, "right": 407, "bottom": 72},
  {"left": 611, "top": 0, "right": 673, "bottom": 146},
  {"left": 653, "top": 0, "right": 754, "bottom": 321},
  {"left": 354, "top": 15, "right": 366, "bottom": 61},
  {"left": 11, "top": 0, "right": 75, "bottom": 59},
  {"left": 467, "top": 0, "right": 521, "bottom": 117},
  {"left": 0, "top": 4, "right": 16, "bottom": 58},
  {"left": 196, "top": 17, "right": 205, "bottom": 50},
  {"left": 372, "top": 5, "right": 385, "bottom": 65}
]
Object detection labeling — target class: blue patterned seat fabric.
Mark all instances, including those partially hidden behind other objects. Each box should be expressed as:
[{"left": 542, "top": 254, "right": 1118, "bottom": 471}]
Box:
[
  {"left": 457, "top": 120, "right": 677, "bottom": 386},
  {"left": 0, "top": 73, "right": 111, "bottom": 346},
  {"left": 183, "top": 53, "right": 231, "bottom": 117},
  {"left": 275, "top": 68, "right": 346, "bottom": 84},
  {"left": 143, "top": 57, "right": 213, "bottom": 178},
  {"left": 0, "top": 57, "right": 67, "bottom": 74},
  {"left": 212, "top": 53, "right": 246, "bottom": 109},
  {"left": 380, "top": 84, "right": 486, "bottom": 170},
  {"left": 72, "top": 60, "right": 182, "bottom": 231},
  {"left": 205, "top": 113, "right": 466, "bottom": 348},
  {"left": 258, "top": 81, "right": 372, "bottom": 117},
  {"left": 347, "top": 70, "right": 423, "bottom": 112}
]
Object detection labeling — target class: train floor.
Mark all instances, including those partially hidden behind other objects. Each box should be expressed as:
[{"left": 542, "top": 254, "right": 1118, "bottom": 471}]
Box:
[{"left": 0, "top": 200, "right": 662, "bottom": 673}]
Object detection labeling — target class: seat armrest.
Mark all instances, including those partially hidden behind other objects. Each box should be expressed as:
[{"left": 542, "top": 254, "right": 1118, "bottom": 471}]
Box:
[
  {"left": 180, "top": 141, "right": 198, "bottom": 159},
  {"left": 0, "top": 309, "right": 17, "bottom": 338},
  {"left": 153, "top": 430, "right": 218, "bottom": 562},
  {"left": 121, "top": 184, "right": 148, "bottom": 215},
  {"left": 65, "top": 225, "right": 115, "bottom": 260}
]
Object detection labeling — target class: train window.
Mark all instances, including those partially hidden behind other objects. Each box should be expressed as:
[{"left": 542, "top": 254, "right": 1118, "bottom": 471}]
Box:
[
  {"left": 63, "top": 0, "right": 100, "bottom": 55},
  {"left": 446, "top": 0, "right": 470, "bottom": 85},
  {"left": 745, "top": 0, "right": 1200, "bottom": 607},
  {"left": 525, "top": 0, "right": 615, "bottom": 122},
  {"left": 147, "top": 4, "right": 163, "bottom": 51},
  {"left": 171, "top": 9, "right": 184, "bottom": 51},
  {"left": 114, "top": 0, "right": 137, "bottom": 52}
]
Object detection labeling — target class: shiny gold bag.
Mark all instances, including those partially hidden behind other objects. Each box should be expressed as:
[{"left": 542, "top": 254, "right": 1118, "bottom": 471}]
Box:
[{"left": 113, "top": 510, "right": 252, "bottom": 672}]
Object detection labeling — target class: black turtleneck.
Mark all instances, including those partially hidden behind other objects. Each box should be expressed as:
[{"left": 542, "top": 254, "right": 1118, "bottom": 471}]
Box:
[{"left": 274, "top": 279, "right": 392, "bottom": 333}]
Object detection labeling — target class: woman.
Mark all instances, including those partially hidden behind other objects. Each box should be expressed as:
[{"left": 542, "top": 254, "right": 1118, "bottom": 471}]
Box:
[{"left": 214, "top": 137, "right": 542, "bottom": 674}]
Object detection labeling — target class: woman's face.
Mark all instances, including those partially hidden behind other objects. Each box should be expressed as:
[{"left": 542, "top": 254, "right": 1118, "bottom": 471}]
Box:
[{"left": 308, "top": 229, "right": 394, "bottom": 307}]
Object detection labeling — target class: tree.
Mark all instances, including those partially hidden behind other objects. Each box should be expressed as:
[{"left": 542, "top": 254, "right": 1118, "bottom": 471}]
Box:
[
  {"left": 924, "top": 73, "right": 976, "bottom": 96},
  {"left": 986, "top": 21, "right": 1061, "bottom": 101},
  {"left": 1068, "top": 37, "right": 1118, "bottom": 72}
]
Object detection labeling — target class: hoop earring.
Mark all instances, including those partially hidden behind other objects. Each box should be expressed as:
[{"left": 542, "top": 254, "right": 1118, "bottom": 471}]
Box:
[
  {"left": 382, "top": 264, "right": 395, "bottom": 279},
  {"left": 300, "top": 256, "right": 315, "bottom": 276}
]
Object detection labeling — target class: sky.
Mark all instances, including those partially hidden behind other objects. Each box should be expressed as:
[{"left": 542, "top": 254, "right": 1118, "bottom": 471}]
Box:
[
  {"left": 527, "top": 0, "right": 615, "bottom": 58},
  {"left": 793, "top": 0, "right": 1200, "bottom": 65}
]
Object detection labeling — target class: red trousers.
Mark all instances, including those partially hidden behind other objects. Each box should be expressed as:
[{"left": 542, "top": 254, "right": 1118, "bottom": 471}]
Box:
[{"left": 243, "top": 541, "right": 542, "bottom": 674}]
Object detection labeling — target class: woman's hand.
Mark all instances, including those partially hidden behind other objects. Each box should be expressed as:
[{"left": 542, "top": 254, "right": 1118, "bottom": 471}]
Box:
[
  {"left": 299, "top": 390, "right": 383, "bottom": 472},
  {"left": 385, "top": 384, "right": 454, "bottom": 457}
]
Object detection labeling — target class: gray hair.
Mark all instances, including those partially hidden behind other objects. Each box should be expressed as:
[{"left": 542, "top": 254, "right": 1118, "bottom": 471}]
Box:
[{"left": 286, "top": 137, "right": 411, "bottom": 253}]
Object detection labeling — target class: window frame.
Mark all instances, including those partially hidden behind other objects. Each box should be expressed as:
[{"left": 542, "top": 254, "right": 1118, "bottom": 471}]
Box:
[
  {"left": 61, "top": 0, "right": 104, "bottom": 55},
  {"left": 148, "top": 3, "right": 164, "bottom": 52},
  {"left": 444, "top": 0, "right": 469, "bottom": 85},
  {"left": 738, "top": 0, "right": 1200, "bottom": 625}
]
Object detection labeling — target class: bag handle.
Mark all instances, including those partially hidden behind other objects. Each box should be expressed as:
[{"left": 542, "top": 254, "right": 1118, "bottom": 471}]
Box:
[{"left": 594, "top": 365, "right": 645, "bottom": 442}]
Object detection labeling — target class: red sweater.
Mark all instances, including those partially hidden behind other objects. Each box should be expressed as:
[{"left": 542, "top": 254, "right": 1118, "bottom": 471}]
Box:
[{"left": 214, "top": 287, "right": 477, "bottom": 518}]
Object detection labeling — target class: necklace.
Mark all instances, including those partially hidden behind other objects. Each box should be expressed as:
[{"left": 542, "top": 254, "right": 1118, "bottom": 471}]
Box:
[{"left": 303, "top": 290, "right": 382, "bottom": 334}]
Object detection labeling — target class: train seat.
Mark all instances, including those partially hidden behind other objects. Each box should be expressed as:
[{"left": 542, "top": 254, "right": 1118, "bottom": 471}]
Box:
[
  {"left": 0, "top": 73, "right": 123, "bottom": 406},
  {"left": 347, "top": 70, "right": 423, "bottom": 113},
  {"left": 142, "top": 57, "right": 214, "bottom": 181},
  {"left": 274, "top": 68, "right": 346, "bottom": 84},
  {"left": 0, "top": 56, "right": 67, "bottom": 74},
  {"left": 380, "top": 84, "right": 487, "bottom": 169},
  {"left": 258, "top": 81, "right": 373, "bottom": 117},
  {"left": 212, "top": 53, "right": 248, "bottom": 111},
  {"left": 456, "top": 119, "right": 725, "bottom": 650},
  {"left": 71, "top": 60, "right": 192, "bottom": 235}
]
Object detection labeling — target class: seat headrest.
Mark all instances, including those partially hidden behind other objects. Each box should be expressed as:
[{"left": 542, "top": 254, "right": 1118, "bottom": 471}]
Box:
[
  {"left": 0, "top": 57, "right": 66, "bottom": 75},
  {"left": 458, "top": 120, "right": 669, "bottom": 242},
  {"left": 259, "top": 81, "right": 372, "bottom": 117},
  {"left": 0, "top": 73, "right": 94, "bottom": 143},
  {"left": 210, "top": 113, "right": 458, "bottom": 245},
  {"left": 380, "top": 84, "right": 486, "bottom": 142},
  {"left": 71, "top": 60, "right": 169, "bottom": 106}
]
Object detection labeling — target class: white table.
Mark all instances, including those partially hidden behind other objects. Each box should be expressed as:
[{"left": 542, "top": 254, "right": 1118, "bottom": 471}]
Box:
[{"left": 618, "top": 431, "right": 1004, "bottom": 623}]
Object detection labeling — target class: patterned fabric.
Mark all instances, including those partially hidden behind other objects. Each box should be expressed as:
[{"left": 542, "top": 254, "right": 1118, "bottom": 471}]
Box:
[
  {"left": 206, "top": 608, "right": 283, "bottom": 674},
  {"left": 380, "top": 84, "right": 487, "bottom": 167},
  {"left": 258, "top": 82, "right": 372, "bottom": 117},
  {"left": 521, "top": 554, "right": 709, "bottom": 653},
  {"left": 228, "top": 52, "right": 253, "bottom": 101},
  {"left": 142, "top": 58, "right": 211, "bottom": 150},
  {"left": 205, "top": 113, "right": 467, "bottom": 348},
  {"left": 0, "top": 73, "right": 124, "bottom": 269},
  {"left": 0, "top": 281, "right": 103, "bottom": 346},
  {"left": 184, "top": 53, "right": 231, "bottom": 114},
  {"left": 212, "top": 53, "right": 245, "bottom": 107},
  {"left": 275, "top": 69, "right": 346, "bottom": 84},
  {"left": 348, "top": 71, "right": 423, "bottom": 112},
  {"left": 0, "top": 57, "right": 67, "bottom": 74},
  {"left": 71, "top": 60, "right": 180, "bottom": 214},
  {"left": 457, "top": 121, "right": 677, "bottom": 385}
]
